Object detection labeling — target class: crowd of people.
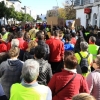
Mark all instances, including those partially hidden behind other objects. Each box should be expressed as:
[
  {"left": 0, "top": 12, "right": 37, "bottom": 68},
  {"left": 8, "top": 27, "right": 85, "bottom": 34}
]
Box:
[{"left": 0, "top": 23, "right": 100, "bottom": 100}]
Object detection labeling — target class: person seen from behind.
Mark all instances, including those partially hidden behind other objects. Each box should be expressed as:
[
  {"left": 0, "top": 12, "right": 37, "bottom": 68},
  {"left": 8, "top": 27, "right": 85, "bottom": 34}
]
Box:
[
  {"left": 0, "top": 46, "right": 23, "bottom": 99},
  {"left": 10, "top": 59, "right": 52, "bottom": 100},
  {"left": 34, "top": 45, "right": 52, "bottom": 85},
  {"left": 75, "top": 41, "right": 93, "bottom": 77},
  {"left": 46, "top": 30, "right": 64, "bottom": 74},
  {"left": 48, "top": 55, "right": 89, "bottom": 100}
]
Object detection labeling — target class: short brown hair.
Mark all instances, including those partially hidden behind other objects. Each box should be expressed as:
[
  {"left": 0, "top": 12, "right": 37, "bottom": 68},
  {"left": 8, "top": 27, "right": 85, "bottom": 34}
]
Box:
[
  {"left": 8, "top": 46, "right": 20, "bottom": 58},
  {"left": 64, "top": 51, "right": 74, "bottom": 57},
  {"left": 64, "top": 55, "right": 78, "bottom": 69},
  {"left": 72, "top": 93, "right": 96, "bottom": 100}
]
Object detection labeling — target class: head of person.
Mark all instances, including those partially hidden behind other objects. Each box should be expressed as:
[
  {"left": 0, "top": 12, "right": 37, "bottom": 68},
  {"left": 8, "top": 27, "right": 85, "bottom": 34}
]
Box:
[
  {"left": 93, "top": 55, "right": 100, "bottom": 69},
  {"left": 26, "top": 40, "right": 38, "bottom": 52},
  {"left": 72, "top": 93, "right": 96, "bottom": 100},
  {"left": 2, "top": 27, "right": 6, "bottom": 33},
  {"left": 32, "top": 24, "right": 36, "bottom": 29},
  {"left": 64, "top": 55, "right": 78, "bottom": 69},
  {"left": 22, "top": 59, "right": 39, "bottom": 83},
  {"left": 50, "top": 31, "right": 54, "bottom": 36},
  {"left": 80, "top": 41, "right": 88, "bottom": 52},
  {"left": 17, "top": 31, "right": 24, "bottom": 38},
  {"left": 11, "top": 39, "right": 19, "bottom": 47},
  {"left": 34, "top": 45, "right": 46, "bottom": 59},
  {"left": 54, "top": 30, "right": 60, "bottom": 37},
  {"left": 65, "top": 35, "right": 71, "bottom": 43},
  {"left": 75, "top": 36, "right": 84, "bottom": 47},
  {"left": 24, "top": 31, "right": 30, "bottom": 40},
  {"left": 1, "top": 27, "right": 6, "bottom": 35},
  {"left": 64, "top": 50, "right": 74, "bottom": 57},
  {"left": 71, "top": 32, "right": 76, "bottom": 38},
  {"left": 7, "top": 33, "right": 14, "bottom": 42},
  {"left": 89, "top": 36, "right": 96, "bottom": 44},
  {"left": 36, "top": 31, "right": 45, "bottom": 40},
  {"left": 59, "top": 30, "right": 63, "bottom": 40},
  {"left": 8, "top": 46, "right": 20, "bottom": 58}
]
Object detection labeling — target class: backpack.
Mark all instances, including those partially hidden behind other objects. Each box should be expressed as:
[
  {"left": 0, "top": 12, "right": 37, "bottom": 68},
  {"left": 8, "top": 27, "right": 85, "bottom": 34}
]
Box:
[{"left": 78, "top": 52, "right": 90, "bottom": 73}]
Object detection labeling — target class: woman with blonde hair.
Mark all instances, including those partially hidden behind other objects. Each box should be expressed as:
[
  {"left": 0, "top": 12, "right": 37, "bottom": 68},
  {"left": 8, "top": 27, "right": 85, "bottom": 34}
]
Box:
[
  {"left": 72, "top": 93, "right": 96, "bottom": 100},
  {"left": 0, "top": 46, "right": 23, "bottom": 99},
  {"left": 23, "top": 40, "right": 38, "bottom": 61}
]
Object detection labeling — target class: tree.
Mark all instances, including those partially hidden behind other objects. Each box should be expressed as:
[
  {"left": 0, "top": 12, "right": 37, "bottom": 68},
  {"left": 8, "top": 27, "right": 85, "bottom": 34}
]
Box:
[
  {"left": 26, "top": 14, "right": 33, "bottom": 22},
  {"left": 15, "top": 11, "right": 22, "bottom": 21},
  {"left": 64, "top": 0, "right": 76, "bottom": 20},
  {"left": 58, "top": 8, "right": 67, "bottom": 19},
  {"left": 0, "top": 1, "right": 7, "bottom": 18},
  {"left": 21, "top": 13, "right": 27, "bottom": 22},
  {"left": 5, "top": 6, "right": 16, "bottom": 23}
]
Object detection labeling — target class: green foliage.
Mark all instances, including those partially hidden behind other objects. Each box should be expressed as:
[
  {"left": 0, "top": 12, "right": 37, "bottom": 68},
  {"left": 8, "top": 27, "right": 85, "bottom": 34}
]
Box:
[
  {"left": 5, "top": 6, "right": 16, "bottom": 20},
  {"left": 0, "top": 1, "right": 34, "bottom": 22},
  {"left": 15, "top": 11, "right": 22, "bottom": 21},
  {"left": 58, "top": 8, "right": 67, "bottom": 19},
  {"left": 26, "top": 14, "right": 33, "bottom": 22},
  {"left": 0, "top": 1, "right": 7, "bottom": 18}
]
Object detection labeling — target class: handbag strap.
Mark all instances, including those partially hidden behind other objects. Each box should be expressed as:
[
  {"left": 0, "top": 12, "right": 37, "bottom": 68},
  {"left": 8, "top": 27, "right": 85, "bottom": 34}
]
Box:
[{"left": 53, "top": 73, "right": 76, "bottom": 97}]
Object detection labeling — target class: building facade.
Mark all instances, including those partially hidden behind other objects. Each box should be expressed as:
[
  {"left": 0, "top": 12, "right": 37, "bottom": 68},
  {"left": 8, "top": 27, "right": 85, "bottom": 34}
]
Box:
[
  {"left": 7, "top": 0, "right": 21, "bottom": 12},
  {"left": 74, "top": 0, "right": 100, "bottom": 28}
]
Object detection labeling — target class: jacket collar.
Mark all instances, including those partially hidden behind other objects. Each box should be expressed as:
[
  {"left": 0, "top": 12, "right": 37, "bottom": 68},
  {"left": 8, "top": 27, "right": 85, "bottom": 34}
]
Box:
[
  {"left": 64, "top": 68, "right": 77, "bottom": 73},
  {"left": 21, "top": 79, "right": 38, "bottom": 87}
]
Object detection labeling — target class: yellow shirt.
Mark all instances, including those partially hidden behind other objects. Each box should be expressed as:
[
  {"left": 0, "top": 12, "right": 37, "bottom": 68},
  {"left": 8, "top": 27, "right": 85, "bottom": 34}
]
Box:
[
  {"left": 88, "top": 44, "right": 99, "bottom": 60},
  {"left": 10, "top": 83, "right": 48, "bottom": 100},
  {"left": 29, "top": 28, "right": 39, "bottom": 40}
]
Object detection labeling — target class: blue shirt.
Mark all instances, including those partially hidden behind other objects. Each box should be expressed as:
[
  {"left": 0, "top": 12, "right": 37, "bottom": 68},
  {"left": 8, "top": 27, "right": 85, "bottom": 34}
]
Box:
[{"left": 64, "top": 42, "right": 74, "bottom": 51}]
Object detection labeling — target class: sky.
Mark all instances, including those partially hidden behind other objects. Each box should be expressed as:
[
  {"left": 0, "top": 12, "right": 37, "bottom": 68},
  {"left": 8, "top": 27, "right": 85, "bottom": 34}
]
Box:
[{"left": 21, "top": 0, "right": 65, "bottom": 15}]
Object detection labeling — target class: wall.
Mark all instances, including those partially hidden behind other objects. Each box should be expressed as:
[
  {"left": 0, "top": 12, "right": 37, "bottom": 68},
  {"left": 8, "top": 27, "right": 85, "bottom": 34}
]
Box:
[
  {"left": 90, "top": 6, "right": 98, "bottom": 26},
  {"left": 76, "top": 9, "right": 86, "bottom": 28}
]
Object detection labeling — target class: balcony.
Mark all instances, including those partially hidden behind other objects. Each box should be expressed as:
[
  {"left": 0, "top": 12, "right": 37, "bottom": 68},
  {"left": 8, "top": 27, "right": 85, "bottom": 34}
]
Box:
[
  {"left": 94, "top": 0, "right": 100, "bottom": 2},
  {"left": 94, "top": 0, "right": 100, "bottom": 5},
  {"left": 84, "top": 0, "right": 94, "bottom": 7},
  {"left": 74, "top": 0, "right": 84, "bottom": 6}
]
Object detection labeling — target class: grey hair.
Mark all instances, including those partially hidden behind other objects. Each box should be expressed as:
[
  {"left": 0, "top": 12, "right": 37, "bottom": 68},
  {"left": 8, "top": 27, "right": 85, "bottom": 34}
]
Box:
[
  {"left": 80, "top": 41, "right": 88, "bottom": 51},
  {"left": 11, "top": 39, "right": 19, "bottom": 47},
  {"left": 22, "top": 59, "right": 39, "bottom": 83}
]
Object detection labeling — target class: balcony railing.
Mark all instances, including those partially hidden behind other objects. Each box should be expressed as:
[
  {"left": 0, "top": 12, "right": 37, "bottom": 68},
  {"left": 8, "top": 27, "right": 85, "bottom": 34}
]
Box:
[
  {"left": 84, "top": 0, "right": 90, "bottom": 5},
  {"left": 94, "top": 0, "right": 100, "bottom": 2},
  {"left": 74, "top": 0, "right": 84, "bottom": 6}
]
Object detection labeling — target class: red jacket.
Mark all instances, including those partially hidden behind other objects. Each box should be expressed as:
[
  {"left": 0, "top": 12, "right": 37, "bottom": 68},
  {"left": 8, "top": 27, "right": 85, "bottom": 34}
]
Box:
[
  {"left": 17, "top": 38, "right": 28, "bottom": 51},
  {"left": 46, "top": 38, "right": 64, "bottom": 62},
  {"left": 0, "top": 43, "right": 7, "bottom": 53},
  {"left": 71, "top": 37, "right": 76, "bottom": 45},
  {"left": 6, "top": 42, "right": 11, "bottom": 51},
  {"left": 48, "top": 70, "right": 89, "bottom": 100}
]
